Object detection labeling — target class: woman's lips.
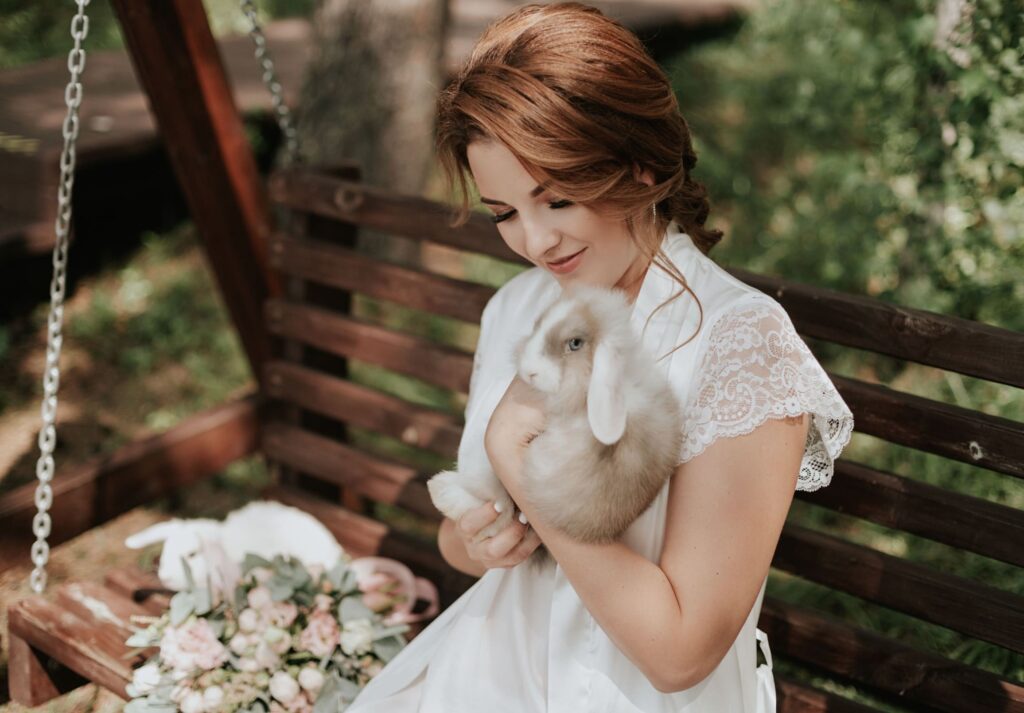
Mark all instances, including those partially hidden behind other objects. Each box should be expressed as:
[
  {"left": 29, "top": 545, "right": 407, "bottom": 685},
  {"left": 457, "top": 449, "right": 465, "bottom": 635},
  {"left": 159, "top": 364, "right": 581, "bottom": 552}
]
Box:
[{"left": 547, "top": 248, "right": 586, "bottom": 274}]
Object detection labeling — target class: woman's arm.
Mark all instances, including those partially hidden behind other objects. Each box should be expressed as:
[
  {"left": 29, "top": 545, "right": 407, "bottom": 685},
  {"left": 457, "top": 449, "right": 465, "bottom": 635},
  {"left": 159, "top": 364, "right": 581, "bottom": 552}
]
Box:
[
  {"left": 498, "top": 411, "right": 809, "bottom": 694},
  {"left": 438, "top": 517, "right": 488, "bottom": 578}
]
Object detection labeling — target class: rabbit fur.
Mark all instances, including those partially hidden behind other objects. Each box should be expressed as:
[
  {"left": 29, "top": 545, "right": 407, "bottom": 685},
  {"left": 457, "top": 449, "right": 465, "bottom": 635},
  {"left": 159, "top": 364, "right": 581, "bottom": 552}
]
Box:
[
  {"left": 124, "top": 500, "right": 345, "bottom": 591},
  {"left": 427, "top": 283, "right": 683, "bottom": 572}
]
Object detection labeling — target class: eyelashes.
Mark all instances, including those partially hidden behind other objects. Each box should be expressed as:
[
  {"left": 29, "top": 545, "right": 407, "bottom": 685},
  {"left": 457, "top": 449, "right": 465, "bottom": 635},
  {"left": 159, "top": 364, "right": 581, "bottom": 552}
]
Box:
[{"left": 491, "top": 199, "right": 574, "bottom": 225}]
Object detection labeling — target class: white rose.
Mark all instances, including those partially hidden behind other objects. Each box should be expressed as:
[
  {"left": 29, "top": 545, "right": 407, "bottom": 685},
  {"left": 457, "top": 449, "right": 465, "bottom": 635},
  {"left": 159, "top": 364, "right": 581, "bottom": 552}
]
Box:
[
  {"left": 247, "top": 585, "right": 273, "bottom": 610},
  {"left": 229, "top": 632, "right": 250, "bottom": 655},
  {"left": 264, "top": 625, "right": 292, "bottom": 654},
  {"left": 203, "top": 685, "right": 225, "bottom": 708},
  {"left": 297, "top": 667, "right": 325, "bottom": 694},
  {"left": 128, "top": 662, "right": 161, "bottom": 696},
  {"left": 269, "top": 671, "right": 300, "bottom": 704},
  {"left": 255, "top": 640, "right": 282, "bottom": 670},
  {"left": 339, "top": 618, "right": 375, "bottom": 656},
  {"left": 181, "top": 690, "right": 206, "bottom": 713},
  {"left": 238, "top": 608, "right": 261, "bottom": 633}
]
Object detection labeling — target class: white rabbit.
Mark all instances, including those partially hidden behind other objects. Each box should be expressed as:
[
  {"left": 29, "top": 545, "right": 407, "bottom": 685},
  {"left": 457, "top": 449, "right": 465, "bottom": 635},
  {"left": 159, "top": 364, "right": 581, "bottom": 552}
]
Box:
[
  {"left": 124, "top": 501, "right": 345, "bottom": 591},
  {"left": 428, "top": 283, "right": 683, "bottom": 571}
]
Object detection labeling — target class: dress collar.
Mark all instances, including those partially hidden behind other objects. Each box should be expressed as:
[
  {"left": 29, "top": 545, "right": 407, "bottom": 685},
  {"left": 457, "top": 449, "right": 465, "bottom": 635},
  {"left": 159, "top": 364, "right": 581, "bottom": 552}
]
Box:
[{"left": 628, "top": 219, "right": 700, "bottom": 364}]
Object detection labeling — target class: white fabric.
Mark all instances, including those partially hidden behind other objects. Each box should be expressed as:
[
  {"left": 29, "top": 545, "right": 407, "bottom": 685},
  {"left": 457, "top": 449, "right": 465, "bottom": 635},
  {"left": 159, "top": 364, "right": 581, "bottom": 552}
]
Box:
[{"left": 346, "top": 219, "right": 855, "bottom": 712}]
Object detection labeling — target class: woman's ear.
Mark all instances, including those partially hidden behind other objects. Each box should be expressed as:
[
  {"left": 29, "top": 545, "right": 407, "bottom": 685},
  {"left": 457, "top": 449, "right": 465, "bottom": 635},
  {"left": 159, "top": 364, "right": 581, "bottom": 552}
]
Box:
[
  {"left": 632, "top": 163, "right": 655, "bottom": 187},
  {"left": 587, "top": 341, "right": 627, "bottom": 444}
]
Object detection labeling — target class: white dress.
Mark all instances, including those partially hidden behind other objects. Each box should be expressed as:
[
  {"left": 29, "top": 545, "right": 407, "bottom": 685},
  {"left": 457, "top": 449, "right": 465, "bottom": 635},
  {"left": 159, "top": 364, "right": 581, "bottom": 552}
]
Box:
[{"left": 346, "top": 219, "right": 855, "bottom": 712}]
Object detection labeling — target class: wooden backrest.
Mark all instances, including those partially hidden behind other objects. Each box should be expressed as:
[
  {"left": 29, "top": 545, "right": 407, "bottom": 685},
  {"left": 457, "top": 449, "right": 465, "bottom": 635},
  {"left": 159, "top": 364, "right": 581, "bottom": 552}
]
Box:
[{"left": 262, "top": 165, "right": 1024, "bottom": 713}]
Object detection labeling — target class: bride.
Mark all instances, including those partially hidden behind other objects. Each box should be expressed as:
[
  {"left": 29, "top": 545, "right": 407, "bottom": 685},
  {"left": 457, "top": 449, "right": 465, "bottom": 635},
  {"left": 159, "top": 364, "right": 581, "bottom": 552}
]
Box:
[{"left": 347, "top": 2, "right": 854, "bottom": 711}]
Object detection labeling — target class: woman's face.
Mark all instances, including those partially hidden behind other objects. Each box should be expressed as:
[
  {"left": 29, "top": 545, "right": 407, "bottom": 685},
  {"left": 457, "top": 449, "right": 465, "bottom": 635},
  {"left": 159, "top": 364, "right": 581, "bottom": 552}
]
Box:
[{"left": 466, "top": 139, "right": 653, "bottom": 301}]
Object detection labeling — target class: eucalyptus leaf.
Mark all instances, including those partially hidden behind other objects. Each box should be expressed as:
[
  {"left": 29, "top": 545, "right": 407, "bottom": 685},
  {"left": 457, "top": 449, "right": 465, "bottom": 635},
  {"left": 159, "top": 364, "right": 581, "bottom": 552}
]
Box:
[
  {"left": 372, "top": 623, "right": 410, "bottom": 641},
  {"left": 193, "top": 587, "right": 213, "bottom": 616},
  {"left": 125, "top": 628, "right": 159, "bottom": 647},
  {"left": 312, "top": 672, "right": 347, "bottom": 713},
  {"left": 339, "top": 596, "right": 374, "bottom": 623},
  {"left": 372, "top": 635, "right": 405, "bottom": 663},
  {"left": 180, "top": 555, "right": 196, "bottom": 592},
  {"left": 326, "top": 561, "right": 347, "bottom": 591},
  {"left": 169, "top": 591, "right": 194, "bottom": 626},
  {"left": 242, "top": 553, "right": 272, "bottom": 574}
]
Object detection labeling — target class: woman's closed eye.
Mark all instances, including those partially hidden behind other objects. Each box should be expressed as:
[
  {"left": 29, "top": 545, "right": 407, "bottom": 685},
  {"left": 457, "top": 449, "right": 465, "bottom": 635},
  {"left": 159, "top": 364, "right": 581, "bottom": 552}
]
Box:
[{"left": 491, "top": 199, "right": 574, "bottom": 224}]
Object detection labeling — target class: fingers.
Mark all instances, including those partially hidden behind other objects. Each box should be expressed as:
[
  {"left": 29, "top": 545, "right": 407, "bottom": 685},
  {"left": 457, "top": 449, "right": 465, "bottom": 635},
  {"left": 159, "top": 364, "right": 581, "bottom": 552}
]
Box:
[
  {"left": 508, "top": 527, "right": 542, "bottom": 563},
  {"left": 457, "top": 500, "right": 500, "bottom": 538},
  {"left": 485, "top": 520, "right": 529, "bottom": 561}
]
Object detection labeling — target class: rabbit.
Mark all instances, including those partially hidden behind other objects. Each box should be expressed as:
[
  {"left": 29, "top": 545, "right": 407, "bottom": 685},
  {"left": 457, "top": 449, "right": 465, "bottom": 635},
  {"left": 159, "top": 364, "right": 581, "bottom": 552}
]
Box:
[
  {"left": 428, "top": 283, "right": 683, "bottom": 572},
  {"left": 125, "top": 501, "right": 345, "bottom": 591}
]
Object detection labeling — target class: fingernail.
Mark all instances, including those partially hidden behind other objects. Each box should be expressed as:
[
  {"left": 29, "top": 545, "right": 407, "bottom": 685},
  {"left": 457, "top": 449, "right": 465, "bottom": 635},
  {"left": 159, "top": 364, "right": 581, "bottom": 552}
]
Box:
[
  {"left": 519, "top": 512, "right": 528, "bottom": 525},
  {"left": 493, "top": 502, "right": 503, "bottom": 513}
]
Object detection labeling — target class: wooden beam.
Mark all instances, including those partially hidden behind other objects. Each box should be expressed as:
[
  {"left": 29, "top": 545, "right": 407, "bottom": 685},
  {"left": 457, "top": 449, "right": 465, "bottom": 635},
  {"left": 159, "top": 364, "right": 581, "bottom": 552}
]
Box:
[
  {"left": 0, "top": 394, "right": 261, "bottom": 571},
  {"left": 108, "top": 0, "right": 281, "bottom": 384}
]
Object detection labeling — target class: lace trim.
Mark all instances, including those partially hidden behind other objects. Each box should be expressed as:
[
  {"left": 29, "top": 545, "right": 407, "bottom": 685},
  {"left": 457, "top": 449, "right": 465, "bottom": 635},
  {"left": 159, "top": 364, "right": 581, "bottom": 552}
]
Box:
[{"left": 678, "top": 297, "right": 855, "bottom": 492}]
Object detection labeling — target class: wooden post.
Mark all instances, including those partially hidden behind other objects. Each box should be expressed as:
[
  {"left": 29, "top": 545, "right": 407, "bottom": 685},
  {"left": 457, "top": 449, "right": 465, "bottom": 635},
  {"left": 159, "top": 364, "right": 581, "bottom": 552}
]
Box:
[{"left": 108, "top": 0, "right": 281, "bottom": 384}]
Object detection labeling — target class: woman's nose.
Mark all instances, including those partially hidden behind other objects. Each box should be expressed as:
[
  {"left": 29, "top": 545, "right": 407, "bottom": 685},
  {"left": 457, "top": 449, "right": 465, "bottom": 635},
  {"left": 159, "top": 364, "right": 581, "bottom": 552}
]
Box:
[{"left": 522, "top": 218, "right": 560, "bottom": 263}]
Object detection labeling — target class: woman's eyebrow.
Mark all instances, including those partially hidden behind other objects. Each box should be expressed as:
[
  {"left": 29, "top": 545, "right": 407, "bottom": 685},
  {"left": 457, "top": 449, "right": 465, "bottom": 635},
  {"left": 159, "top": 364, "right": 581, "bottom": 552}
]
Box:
[{"left": 480, "top": 182, "right": 549, "bottom": 205}]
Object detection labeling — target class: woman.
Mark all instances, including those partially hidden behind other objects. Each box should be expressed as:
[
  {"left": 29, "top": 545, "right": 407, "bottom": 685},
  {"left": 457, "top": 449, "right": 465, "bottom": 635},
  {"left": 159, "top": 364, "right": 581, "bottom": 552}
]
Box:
[{"left": 347, "top": 3, "right": 854, "bottom": 711}]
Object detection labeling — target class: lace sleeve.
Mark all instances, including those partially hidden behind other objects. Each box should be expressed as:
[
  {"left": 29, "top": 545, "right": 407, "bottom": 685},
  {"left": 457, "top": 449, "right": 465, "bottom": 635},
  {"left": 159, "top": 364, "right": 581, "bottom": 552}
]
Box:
[{"left": 677, "top": 297, "right": 855, "bottom": 491}]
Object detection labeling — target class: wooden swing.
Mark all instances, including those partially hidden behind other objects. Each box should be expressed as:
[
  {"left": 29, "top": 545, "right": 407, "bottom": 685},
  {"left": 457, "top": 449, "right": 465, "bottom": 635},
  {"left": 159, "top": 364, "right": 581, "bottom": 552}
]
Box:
[{"left": 5, "top": 1, "right": 1024, "bottom": 711}]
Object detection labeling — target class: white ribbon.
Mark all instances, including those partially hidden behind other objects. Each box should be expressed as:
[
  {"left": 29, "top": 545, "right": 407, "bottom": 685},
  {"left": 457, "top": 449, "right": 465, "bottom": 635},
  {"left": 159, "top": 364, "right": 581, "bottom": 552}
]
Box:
[{"left": 754, "top": 627, "right": 777, "bottom": 712}]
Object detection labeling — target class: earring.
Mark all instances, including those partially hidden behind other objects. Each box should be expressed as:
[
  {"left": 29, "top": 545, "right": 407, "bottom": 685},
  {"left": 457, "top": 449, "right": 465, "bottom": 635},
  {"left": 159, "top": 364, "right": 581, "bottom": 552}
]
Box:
[{"left": 652, "top": 202, "right": 658, "bottom": 220}]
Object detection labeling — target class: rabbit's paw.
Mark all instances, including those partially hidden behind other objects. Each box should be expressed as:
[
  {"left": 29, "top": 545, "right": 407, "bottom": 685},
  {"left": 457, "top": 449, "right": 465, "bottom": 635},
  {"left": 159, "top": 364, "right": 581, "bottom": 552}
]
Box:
[{"left": 427, "top": 470, "right": 486, "bottom": 520}]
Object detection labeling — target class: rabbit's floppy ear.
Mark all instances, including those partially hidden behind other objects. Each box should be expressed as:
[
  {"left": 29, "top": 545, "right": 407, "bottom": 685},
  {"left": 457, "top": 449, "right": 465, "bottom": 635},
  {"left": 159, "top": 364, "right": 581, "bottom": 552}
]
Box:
[{"left": 587, "top": 340, "right": 627, "bottom": 444}]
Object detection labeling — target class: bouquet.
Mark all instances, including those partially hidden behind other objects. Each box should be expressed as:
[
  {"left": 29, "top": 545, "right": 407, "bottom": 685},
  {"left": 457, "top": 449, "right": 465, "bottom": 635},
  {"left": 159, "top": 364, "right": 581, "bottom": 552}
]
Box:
[{"left": 123, "top": 550, "right": 433, "bottom": 713}]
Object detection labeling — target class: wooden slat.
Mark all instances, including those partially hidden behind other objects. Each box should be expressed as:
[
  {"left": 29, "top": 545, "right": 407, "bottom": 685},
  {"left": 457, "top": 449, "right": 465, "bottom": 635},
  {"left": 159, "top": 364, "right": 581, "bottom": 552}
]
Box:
[
  {"left": 264, "top": 360, "right": 464, "bottom": 458},
  {"left": 267, "top": 168, "right": 529, "bottom": 264},
  {"left": 54, "top": 581, "right": 155, "bottom": 640},
  {"left": 760, "top": 596, "right": 1024, "bottom": 713},
  {"left": 109, "top": 0, "right": 280, "bottom": 383},
  {"left": 0, "top": 394, "right": 260, "bottom": 569},
  {"left": 798, "top": 459, "right": 1024, "bottom": 568},
  {"left": 731, "top": 266, "right": 1024, "bottom": 388},
  {"left": 265, "top": 299, "right": 474, "bottom": 394},
  {"left": 264, "top": 484, "right": 477, "bottom": 611},
  {"left": 834, "top": 374, "right": 1024, "bottom": 479},
  {"left": 6, "top": 632, "right": 84, "bottom": 707},
  {"left": 775, "top": 674, "right": 882, "bottom": 713},
  {"left": 104, "top": 568, "right": 173, "bottom": 616},
  {"left": 261, "top": 421, "right": 440, "bottom": 523},
  {"left": 8, "top": 598, "right": 132, "bottom": 702},
  {"left": 774, "top": 523, "right": 1024, "bottom": 654},
  {"left": 270, "top": 233, "right": 495, "bottom": 324}
]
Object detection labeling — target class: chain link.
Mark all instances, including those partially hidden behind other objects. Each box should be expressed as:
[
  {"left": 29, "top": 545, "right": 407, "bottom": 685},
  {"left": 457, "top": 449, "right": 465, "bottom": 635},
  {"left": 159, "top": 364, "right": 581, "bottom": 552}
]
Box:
[
  {"left": 30, "top": 0, "right": 91, "bottom": 594},
  {"left": 239, "top": 0, "right": 300, "bottom": 165}
]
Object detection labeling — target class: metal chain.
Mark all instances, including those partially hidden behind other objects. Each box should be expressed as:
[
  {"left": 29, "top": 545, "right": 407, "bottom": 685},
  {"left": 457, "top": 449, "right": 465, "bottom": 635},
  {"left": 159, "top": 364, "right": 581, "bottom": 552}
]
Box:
[
  {"left": 239, "top": 0, "right": 300, "bottom": 165},
  {"left": 30, "top": 0, "right": 91, "bottom": 595}
]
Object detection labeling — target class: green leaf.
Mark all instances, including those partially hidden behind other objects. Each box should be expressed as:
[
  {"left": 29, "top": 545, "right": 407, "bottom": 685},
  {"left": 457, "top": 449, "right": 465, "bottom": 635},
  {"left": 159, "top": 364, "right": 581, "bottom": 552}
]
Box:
[
  {"left": 372, "top": 623, "right": 410, "bottom": 641},
  {"left": 372, "top": 635, "right": 405, "bottom": 663},
  {"left": 193, "top": 587, "right": 213, "bottom": 616},
  {"left": 242, "top": 553, "right": 272, "bottom": 574},
  {"left": 338, "top": 597, "right": 374, "bottom": 624},
  {"left": 169, "top": 591, "right": 194, "bottom": 626}
]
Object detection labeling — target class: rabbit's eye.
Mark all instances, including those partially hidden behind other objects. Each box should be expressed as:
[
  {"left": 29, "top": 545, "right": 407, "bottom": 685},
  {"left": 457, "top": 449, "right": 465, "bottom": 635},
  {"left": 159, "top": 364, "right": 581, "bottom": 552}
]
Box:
[{"left": 567, "top": 337, "right": 585, "bottom": 352}]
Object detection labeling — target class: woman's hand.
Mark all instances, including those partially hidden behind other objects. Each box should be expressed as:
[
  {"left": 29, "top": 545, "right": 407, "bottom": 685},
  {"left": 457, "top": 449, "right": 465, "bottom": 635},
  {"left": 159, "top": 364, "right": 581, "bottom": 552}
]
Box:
[
  {"left": 454, "top": 501, "right": 543, "bottom": 570},
  {"left": 484, "top": 375, "right": 548, "bottom": 508}
]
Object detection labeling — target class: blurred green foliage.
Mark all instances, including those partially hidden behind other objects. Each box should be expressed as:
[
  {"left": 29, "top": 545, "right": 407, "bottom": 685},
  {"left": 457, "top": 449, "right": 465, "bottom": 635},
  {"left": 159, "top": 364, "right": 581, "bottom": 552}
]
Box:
[
  {"left": 666, "top": 0, "right": 1024, "bottom": 696},
  {"left": 0, "top": 0, "right": 315, "bottom": 69},
  {"left": 670, "top": 0, "right": 1022, "bottom": 330}
]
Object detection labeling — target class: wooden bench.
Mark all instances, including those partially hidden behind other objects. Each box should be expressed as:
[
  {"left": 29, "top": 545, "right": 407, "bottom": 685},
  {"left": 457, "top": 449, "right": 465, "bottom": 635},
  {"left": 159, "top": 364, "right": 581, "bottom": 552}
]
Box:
[{"left": 8, "top": 163, "right": 1024, "bottom": 712}]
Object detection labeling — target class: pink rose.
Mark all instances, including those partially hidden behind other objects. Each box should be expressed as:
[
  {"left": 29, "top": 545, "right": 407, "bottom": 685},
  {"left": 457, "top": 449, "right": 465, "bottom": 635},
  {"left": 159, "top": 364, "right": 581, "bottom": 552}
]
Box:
[
  {"left": 266, "top": 601, "right": 298, "bottom": 629},
  {"left": 160, "top": 619, "right": 229, "bottom": 675},
  {"left": 298, "top": 611, "right": 340, "bottom": 657}
]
